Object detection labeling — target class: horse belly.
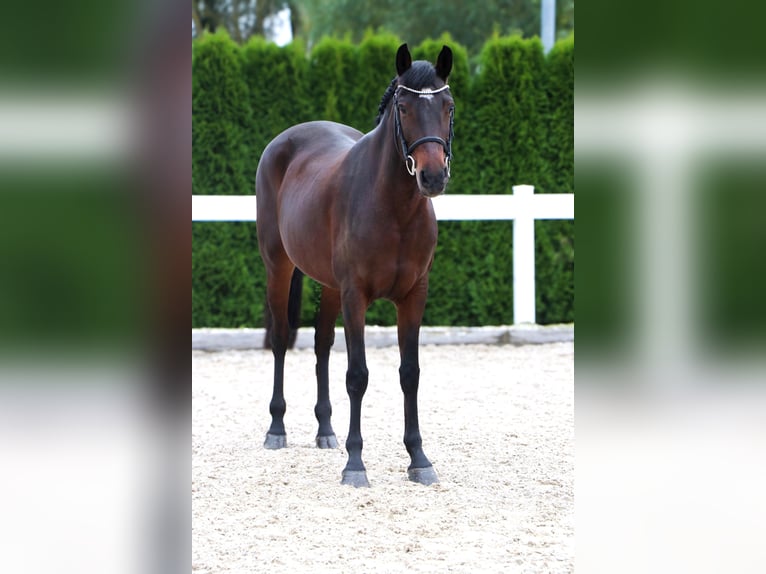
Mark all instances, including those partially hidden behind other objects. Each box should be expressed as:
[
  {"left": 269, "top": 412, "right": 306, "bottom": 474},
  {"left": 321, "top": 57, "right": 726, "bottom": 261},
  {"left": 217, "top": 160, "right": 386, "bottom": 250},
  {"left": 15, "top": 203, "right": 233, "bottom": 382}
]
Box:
[{"left": 277, "top": 188, "right": 338, "bottom": 289}]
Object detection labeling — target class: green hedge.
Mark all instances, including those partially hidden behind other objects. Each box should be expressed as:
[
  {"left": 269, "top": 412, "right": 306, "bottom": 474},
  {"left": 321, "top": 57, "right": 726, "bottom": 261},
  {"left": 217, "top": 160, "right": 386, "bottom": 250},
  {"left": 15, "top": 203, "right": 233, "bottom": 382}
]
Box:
[{"left": 192, "top": 32, "right": 574, "bottom": 327}]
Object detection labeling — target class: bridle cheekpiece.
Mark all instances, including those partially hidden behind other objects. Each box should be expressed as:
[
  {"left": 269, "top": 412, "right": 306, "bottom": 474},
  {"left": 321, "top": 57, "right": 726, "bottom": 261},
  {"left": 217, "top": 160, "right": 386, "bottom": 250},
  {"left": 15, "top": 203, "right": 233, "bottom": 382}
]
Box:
[{"left": 393, "top": 84, "right": 454, "bottom": 177}]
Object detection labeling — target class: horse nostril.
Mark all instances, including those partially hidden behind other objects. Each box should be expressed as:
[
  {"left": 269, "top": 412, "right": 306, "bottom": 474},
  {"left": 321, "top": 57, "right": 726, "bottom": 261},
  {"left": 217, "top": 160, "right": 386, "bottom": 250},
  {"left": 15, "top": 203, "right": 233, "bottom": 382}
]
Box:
[
  {"left": 422, "top": 169, "right": 444, "bottom": 185},
  {"left": 417, "top": 168, "right": 448, "bottom": 196}
]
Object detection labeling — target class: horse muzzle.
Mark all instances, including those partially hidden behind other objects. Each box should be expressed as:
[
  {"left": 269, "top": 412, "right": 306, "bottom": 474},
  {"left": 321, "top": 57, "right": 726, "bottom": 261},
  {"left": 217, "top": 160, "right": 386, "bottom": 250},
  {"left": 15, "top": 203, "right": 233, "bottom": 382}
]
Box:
[{"left": 417, "top": 165, "right": 449, "bottom": 197}]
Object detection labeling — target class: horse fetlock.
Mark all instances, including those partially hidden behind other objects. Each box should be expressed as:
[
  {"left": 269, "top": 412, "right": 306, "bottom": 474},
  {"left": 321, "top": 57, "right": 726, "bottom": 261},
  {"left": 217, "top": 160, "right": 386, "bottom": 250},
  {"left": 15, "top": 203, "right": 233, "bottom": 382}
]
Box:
[
  {"left": 269, "top": 398, "right": 286, "bottom": 418},
  {"left": 345, "top": 435, "right": 364, "bottom": 455},
  {"left": 314, "top": 401, "right": 333, "bottom": 421},
  {"left": 403, "top": 431, "right": 423, "bottom": 451}
]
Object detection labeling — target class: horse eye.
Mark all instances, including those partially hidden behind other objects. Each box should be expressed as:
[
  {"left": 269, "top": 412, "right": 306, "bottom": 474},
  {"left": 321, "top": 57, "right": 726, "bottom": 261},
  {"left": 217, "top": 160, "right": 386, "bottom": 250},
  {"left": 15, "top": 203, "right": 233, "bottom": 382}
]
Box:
[{"left": 397, "top": 104, "right": 407, "bottom": 114}]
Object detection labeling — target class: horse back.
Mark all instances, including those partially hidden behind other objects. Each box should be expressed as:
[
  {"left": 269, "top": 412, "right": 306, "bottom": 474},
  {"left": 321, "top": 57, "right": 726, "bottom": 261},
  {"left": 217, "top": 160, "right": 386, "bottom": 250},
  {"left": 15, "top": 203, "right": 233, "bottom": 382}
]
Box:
[{"left": 262, "top": 120, "right": 359, "bottom": 169}]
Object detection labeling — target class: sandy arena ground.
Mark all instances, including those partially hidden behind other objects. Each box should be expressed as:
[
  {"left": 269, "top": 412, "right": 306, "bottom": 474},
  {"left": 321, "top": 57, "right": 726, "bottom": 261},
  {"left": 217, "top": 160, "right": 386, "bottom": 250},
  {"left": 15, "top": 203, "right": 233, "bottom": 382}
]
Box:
[{"left": 193, "top": 342, "right": 573, "bottom": 573}]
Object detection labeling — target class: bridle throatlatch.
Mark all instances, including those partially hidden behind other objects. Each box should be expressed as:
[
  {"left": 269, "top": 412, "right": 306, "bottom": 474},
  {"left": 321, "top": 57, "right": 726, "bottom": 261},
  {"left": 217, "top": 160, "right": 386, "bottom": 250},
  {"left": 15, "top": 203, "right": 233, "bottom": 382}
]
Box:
[{"left": 393, "top": 84, "right": 454, "bottom": 177}]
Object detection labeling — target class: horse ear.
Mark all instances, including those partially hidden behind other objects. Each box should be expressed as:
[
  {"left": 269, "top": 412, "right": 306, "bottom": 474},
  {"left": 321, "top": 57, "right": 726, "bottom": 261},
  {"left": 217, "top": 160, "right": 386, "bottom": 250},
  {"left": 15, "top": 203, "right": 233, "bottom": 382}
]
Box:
[
  {"left": 436, "top": 45, "right": 453, "bottom": 81},
  {"left": 396, "top": 43, "right": 412, "bottom": 77}
]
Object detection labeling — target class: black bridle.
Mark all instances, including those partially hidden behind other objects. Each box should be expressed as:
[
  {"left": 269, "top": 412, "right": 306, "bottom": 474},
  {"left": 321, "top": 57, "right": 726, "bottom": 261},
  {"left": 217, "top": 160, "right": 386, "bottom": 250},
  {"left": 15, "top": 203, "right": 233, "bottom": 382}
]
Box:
[{"left": 393, "top": 84, "right": 454, "bottom": 177}]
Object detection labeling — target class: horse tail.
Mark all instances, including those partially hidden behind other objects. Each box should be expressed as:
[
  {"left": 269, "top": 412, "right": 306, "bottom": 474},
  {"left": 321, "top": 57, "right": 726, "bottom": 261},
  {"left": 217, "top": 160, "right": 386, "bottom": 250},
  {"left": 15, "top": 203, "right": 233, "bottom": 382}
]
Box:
[
  {"left": 287, "top": 268, "right": 303, "bottom": 333},
  {"left": 262, "top": 268, "right": 303, "bottom": 350}
]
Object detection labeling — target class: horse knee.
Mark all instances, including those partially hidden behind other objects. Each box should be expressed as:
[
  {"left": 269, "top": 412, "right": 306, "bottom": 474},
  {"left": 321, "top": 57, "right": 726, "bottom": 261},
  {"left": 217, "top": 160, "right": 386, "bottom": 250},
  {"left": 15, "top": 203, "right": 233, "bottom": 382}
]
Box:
[
  {"left": 345, "top": 365, "right": 369, "bottom": 396},
  {"left": 399, "top": 361, "right": 420, "bottom": 394}
]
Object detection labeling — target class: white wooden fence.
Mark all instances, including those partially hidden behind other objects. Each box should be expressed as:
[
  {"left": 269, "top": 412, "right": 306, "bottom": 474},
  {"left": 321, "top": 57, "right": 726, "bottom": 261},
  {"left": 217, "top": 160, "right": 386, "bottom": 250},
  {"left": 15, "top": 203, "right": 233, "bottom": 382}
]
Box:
[{"left": 192, "top": 185, "right": 574, "bottom": 324}]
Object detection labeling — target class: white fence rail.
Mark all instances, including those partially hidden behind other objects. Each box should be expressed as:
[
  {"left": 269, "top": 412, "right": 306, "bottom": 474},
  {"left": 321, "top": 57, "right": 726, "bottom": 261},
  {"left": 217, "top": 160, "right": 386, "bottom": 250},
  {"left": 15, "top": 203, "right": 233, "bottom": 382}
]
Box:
[{"left": 192, "top": 185, "right": 574, "bottom": 324}]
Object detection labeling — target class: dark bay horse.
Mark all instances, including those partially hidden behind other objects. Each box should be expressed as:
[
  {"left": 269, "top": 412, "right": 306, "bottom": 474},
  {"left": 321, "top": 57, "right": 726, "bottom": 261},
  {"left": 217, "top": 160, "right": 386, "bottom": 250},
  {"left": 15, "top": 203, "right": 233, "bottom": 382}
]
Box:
[{"left": 255, "top": 44, "right": 454, "bottom": 487}]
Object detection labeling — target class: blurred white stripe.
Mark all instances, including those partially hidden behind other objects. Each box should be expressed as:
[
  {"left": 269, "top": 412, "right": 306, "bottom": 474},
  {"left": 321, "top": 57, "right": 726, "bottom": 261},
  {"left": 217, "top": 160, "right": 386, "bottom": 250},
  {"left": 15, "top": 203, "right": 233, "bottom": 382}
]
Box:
[
  {"left": 0, "top": 93, "right": 132, "bottom": 161},
  {"left": 577, "top": 83, "right": 766, "bottom": 155}
]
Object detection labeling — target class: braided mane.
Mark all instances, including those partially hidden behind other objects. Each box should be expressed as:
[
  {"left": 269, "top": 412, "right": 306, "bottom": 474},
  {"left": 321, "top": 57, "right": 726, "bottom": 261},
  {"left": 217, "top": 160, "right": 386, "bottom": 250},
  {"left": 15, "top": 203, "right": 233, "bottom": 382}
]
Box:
[{"left": 375, "top": 77, "right": 398, "bottom": 126}]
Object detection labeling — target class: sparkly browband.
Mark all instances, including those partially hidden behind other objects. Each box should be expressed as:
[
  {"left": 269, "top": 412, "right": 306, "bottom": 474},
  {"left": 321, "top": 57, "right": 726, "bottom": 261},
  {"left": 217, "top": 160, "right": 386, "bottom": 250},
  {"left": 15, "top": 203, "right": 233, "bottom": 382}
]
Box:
[{"left": 396, "top": 84, "right": 450, "bottom": 95}]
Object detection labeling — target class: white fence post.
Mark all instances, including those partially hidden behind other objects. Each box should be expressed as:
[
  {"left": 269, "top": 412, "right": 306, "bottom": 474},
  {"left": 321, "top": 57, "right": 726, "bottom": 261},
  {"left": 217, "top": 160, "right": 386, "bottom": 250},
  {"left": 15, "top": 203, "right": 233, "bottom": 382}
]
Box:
[{"left": 512, "top": 185, "right": 536, "bottom": 325}]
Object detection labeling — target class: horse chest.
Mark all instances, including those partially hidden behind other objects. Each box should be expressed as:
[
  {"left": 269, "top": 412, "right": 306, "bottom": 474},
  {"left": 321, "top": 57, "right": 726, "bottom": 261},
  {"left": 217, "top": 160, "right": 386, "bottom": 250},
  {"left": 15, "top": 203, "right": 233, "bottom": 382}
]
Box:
[{"left": 345, "top": 221, "right": 436, "bottom": 300}]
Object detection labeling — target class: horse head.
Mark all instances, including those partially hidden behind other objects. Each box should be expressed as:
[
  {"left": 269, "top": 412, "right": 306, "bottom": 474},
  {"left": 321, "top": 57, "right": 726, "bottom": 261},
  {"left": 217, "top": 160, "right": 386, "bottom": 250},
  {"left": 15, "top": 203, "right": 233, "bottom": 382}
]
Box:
[{"left": 393, "top": 43, "right": 454, "bottom": 198}]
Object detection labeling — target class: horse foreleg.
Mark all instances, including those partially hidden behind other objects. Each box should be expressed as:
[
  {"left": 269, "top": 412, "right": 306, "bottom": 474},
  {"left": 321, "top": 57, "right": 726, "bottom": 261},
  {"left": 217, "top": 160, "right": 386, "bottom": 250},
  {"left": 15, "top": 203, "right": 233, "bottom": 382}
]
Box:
[
  {"left": 340, "top": 289, "right": 370, "bottom": 487},
  {"left": 396, "top": 280, "right": 438, "bottom": 485},
  {"left": 263, "top": 264, "right": 294, "bottom": 449},
  {"left": 314, "top": 286, "right": 341, "bottom": 448}
]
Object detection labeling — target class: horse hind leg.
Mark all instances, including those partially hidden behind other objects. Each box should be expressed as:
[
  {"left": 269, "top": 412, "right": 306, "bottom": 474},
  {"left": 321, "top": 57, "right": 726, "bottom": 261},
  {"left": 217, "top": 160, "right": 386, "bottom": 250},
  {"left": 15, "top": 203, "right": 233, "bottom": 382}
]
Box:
[
  {"left": 263, "top": 261, "right": 295, "bottom": 449},
  {"left": 263, "top": 269, "right": 302, "bottom": 350},
  {"left": 314, "top": 285, "right": 341, "bottom": 448}
]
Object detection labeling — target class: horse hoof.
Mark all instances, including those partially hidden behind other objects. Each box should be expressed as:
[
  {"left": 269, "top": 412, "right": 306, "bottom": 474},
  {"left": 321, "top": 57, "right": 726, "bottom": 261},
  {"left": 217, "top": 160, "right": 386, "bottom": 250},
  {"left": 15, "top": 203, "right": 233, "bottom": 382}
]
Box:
[
  {"left": 408, "top": 466, "right": 439, "bottom": 485},
  {"left": 264, "top": 433, "right": 287, "bottom": 449},
  {"left": 341, "top": 470, "right": 370, "bottom": 488},
  {"left": 316, "top": 434, "right": 339, "bottom": 449}
]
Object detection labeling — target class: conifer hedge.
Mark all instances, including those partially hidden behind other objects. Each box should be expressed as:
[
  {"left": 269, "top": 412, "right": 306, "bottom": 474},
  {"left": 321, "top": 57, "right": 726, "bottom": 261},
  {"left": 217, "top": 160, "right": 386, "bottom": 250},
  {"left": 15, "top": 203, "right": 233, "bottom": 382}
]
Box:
[{"left": 192, "top": 32, "right": 574, "bottom": 327}]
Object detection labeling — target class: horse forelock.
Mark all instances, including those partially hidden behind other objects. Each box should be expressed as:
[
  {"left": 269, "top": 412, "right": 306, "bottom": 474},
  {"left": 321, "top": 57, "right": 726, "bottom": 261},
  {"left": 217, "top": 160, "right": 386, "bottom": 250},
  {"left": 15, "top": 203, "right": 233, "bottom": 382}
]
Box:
[
  {"left": 400, "top": 61, "right": 440, "bottom": 91},
  {"left": 374, "top": 61, "right": 442, "bottom": 126}
]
